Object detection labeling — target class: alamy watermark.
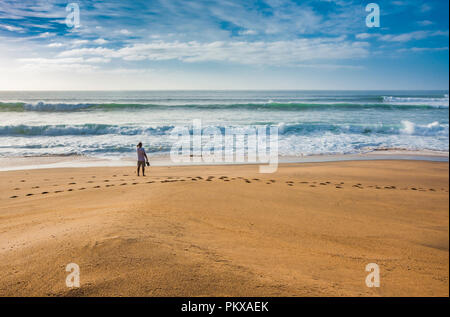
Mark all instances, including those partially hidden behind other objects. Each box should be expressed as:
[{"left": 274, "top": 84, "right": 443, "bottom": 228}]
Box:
[
  {"left": 365, "top": 3, "right": 380, "bottom": 28},
  {"left": 66, "top": 3, "right": 80, "bottom": 28},
  {"left": 170, "top": 120, "right": 278, "bottom": 173},
  {"left": 66, "top": 262, "right": 80, "bottom": 288},
  {"left": 365, "top": 263, "right": 380, "bottom": 287}
]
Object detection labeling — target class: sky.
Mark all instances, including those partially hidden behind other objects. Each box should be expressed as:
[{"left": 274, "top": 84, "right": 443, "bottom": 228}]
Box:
[{"left": 0, "top": 0, "right": 448, "bottom": 90}]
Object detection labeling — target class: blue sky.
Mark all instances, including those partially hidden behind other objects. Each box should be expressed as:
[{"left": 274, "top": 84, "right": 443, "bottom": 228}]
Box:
[{"left": 0, "top": 0, "right": 448, "bottom": 90}]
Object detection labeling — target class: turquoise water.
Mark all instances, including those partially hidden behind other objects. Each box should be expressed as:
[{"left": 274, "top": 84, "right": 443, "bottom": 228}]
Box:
[{"left": 0, "top": 90, "right": 448, "bottom": 158}]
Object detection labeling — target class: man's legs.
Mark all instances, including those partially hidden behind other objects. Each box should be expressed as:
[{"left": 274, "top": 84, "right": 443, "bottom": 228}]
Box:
[{"left": 137, "top": 161, "right": 144, "bottom": 176}]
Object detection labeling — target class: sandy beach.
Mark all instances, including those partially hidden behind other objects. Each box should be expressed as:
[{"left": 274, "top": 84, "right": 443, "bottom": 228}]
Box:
[{"left": 0, "top": 160, "right": 448, "bottom": 297}]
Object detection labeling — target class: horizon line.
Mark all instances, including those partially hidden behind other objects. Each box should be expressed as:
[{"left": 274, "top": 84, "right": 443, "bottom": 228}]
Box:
[{"left": 0, "top": 88, "right": 449, "bottom": 92}]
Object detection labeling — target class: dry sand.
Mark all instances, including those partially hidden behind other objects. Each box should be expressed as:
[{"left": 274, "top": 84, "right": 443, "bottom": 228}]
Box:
[{"left": 0, "top": 160, "right": 448, "bottom": 296}]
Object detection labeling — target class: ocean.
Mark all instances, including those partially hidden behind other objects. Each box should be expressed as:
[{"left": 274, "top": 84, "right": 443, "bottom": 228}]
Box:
[{"left": 0, "top": 90, "right": 448, "bottom": 162}]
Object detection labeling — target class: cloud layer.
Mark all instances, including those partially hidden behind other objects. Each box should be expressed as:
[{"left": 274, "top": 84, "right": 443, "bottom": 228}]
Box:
[{"left": 0, "top": 0, "right": 448, "bottom": 89}]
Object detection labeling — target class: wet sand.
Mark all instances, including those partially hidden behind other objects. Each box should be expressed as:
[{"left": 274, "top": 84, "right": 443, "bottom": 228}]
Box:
[{"left": 0, "top": 160, "right": 448, "bottom": 296}]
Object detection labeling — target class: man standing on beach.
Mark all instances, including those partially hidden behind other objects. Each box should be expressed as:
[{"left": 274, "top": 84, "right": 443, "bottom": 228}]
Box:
[{"left": 137, "top": 142, "right": 149, "bottom": 176}]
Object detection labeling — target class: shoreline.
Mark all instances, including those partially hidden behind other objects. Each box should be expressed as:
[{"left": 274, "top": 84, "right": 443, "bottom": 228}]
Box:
[{"left": 0, "top": 150, "right": 448, "bottom": 172}]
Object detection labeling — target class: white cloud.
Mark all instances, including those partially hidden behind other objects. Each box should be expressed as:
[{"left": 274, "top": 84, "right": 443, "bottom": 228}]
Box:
[
  {"left": 17, "top": 57, "right": 98, "bottom": 73},
  {"left": 0, "top": 24, "right": 24, "bottom": 32},
  {"left": 355, "top": 33, "right": 371, "bottom": 39},
  {"left": 420, "top": 3, "right": 431, "bottom": 12},
  {"left": 84, "top": 57, "right": 111, "bottom": 63},
  {"left": 71, "top": 39, "right": 90, "bottom": 46},
  {"left": 16, "top": 55, "right": 114, "bottom": 73},
  {"left": 417, "top": 20, "right": 433, "bottom": 26},
  {"left": 38, "top": 32, "right": 53, "bottom": 38},
  {"left": 119, "top": 29, "right": 131, "bottom": 35},
  {"left": 57, "top": 37, "right": 369, "bottom": 67},
  {"left": 379, "top": 30, "right": 448, "bottom": 42},
  {"left": 48, "top": 42, "right": 64, "bottom": 48},
  {"left": 398, "top": 47, "right": 449, "bottom": 53},
  {"left": 93, "top": 38, "right": 108, "bottom": 44},
  {"left": 238, "top": 29, "right": 257, "bottom": 36}
]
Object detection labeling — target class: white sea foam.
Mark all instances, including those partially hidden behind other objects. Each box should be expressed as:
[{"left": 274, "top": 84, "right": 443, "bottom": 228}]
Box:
[
  {"left": 0, "top": 91, "right": 448, "bottom": 158},
  {"left": 383, "top": 96, "right": 449, "bottom": 107}
]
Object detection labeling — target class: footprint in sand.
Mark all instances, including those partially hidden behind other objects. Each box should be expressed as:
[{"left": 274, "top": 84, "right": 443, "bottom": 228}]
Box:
[
  {"left": 270, "top": 180, "right": 276, "bottom": 183},
  {"left": 300, "top": 181, "right": 308, "bottom": 184},
  {"left": 41, "top": 192, "right": 49, "bottom": 194},
  {"left": 253, "top": 178, "right": 260, "bottom": 181},
  {"left": 104, "top": 180, "right": 109, "bottom": 182},
  {"left": 94, "top": 186, "right": 101, "bottom": 188},
  {"left": 310, "top": 185, "right": 316, "bottom": 187},
  {"left": 120, "top": 183, "right": 127, "bottom": 186},
  {"left": 411, "top": 188, "right": 417, "bottom": 191},
  {"left": 245, "top": 180, "right": 251, "bottom": 183},
  {"left": 20, "top": 180, "right": 25, "bottom": 182},
  {"left": 67, "top": 189, "right": 73, "bottom": 191},
  {"left": 287, "top": 184, "right": 293, "bottom": 186},
  {"left": 78, "top": 188, "right": 86, "bottom": 190},
  {"left": 10, "top": 196, "right": 18, "bottom": 198},
  {"left": 87, "top": 181, "right": 94, "bottom": 183},
  {"left": 320, "top": 183, "right": 327, "bottom": 186},
  {"left": 26, "top": 193, "right": 33, "bottom": 196},
  {"left": 68, "top": 182, "right": 76, "bottom": 185},
  {"left": 14, "top": 188, "right": 20, "bottom": 190},
  {"left": 266, "top": 182, "right": 271, "bottom": 184},
  {"left": 32, "top": 186, "right": 39, "bottom": 189},
  {"left": 335, "top": 186, "right": 342, "bottom": 189},
  {"left": 54, "top": 190, "right": 63, "bottom": 193},
  {"left": 429, "top": 188, "right": 436, "bottom": 191},
  {"left": 132, "top": 183, "right": 138, "bottom": 185}
]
